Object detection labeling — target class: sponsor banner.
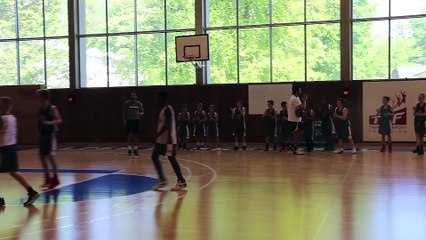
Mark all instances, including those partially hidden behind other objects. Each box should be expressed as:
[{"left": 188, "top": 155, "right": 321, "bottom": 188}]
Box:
[{"left": 363, "top": 80, "right": 425, "bottom": 141}]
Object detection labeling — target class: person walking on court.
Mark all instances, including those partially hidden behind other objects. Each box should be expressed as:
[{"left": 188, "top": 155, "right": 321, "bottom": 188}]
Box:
[
  {"left": 288, "top": 85, "right": 306, "bottom": 155},
  {"left": 151, "top": 92, "right": 187, "bottom": 191},
  {"left": 0, "top": 97, "right": 40, "bottom": 207},
  {"left": 377, "top": 96, "right": 393, "bottom": 152},
  {"left": 123, "top": 92, "right": 144, "bottom": 156},
  {"left": 333, "top": 98, "right": 357, "bottom": 154},
  {"left": 38, "top": 89, "right": 62, "bottom": 189},
  {"left": 232, "top": 99, "right": 247, "bottom": 151},
  {"left": 413, "top": 93, "right": 426, "bottom": 155}
]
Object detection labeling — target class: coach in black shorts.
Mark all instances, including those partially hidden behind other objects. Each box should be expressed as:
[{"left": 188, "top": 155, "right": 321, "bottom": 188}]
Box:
[{"left": 123, "top": 92, "right": 144, "bottom": 156}]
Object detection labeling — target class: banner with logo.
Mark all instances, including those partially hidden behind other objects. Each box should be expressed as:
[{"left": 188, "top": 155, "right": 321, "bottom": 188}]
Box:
[{"left": 363, "top": 80, "right": 425, "bottom": 142}]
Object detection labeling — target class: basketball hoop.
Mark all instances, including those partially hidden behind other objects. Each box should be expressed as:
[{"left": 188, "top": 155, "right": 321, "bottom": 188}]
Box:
[{"left": 182, "top": 55, "right": 204, "bottom": 69}]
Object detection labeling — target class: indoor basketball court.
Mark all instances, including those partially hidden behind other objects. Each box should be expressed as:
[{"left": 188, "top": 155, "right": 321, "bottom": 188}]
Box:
[
  {"left": 1, "top": 146, "right": 426, "bottom": 239},
  {"left": 1, "top": 0, "right": 426, "bottom": 240}
]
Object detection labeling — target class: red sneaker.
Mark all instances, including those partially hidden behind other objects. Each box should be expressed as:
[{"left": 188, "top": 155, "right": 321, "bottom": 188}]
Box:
[
  {"left": 48, "top": 176, "right": 60, "bottom": 190},
  {"left": 388, "top": 145, "right": 392, "bottom": 153},
  {"left": 380, "top": 145, "right": 386, "bottom": 152}
]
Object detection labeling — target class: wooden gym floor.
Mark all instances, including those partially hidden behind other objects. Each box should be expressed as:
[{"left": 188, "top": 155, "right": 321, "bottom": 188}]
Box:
[{"left": 0, "top": 145, "right": 426, "bottom": 240}]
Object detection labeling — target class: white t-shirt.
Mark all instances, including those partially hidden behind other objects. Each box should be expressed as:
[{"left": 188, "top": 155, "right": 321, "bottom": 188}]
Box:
[
  {"left": 0, "top": 115, "right": 17, "bottom": 147},
  {"left": 156, "top": 105, "right": 177, "bottom": 145},
  {"left": 288, "top": 95, "right": 302, "bottom": 123}
]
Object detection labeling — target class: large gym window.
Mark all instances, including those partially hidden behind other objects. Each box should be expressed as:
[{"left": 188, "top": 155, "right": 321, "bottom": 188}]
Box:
[
  {"left": 206, "top": 0, "right": 341, "bottom": 84},
  {"left": 0, "top": 0, "right": 69, "bottom": 88},
  {"left": 353, "top": 0, "right": 426, "bottom": 80},
  {"left": 78, "top": 0, "right": 195, "bottom": 87}
]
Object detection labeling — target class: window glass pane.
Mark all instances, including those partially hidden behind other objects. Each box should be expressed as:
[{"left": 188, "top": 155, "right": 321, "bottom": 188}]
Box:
[
  {"left": 80, "top": 37, "right": 108, "bottom": 87},
  {"left": 109, "top": 35, "right": 136, "bottom": 86},
  {"left": 0, "top": 42, "right": 18, "bottom": 85},
  {"left": 208, "top": 30, "right": 238, "bottom": 84},
  {"left": 239, "top": 0, "right": 269, "bottom": 25},
  {"left": 272, "top": 0, "right": 304, "bottom": 23},
  {"left": 353, "top": 21, "right": 389, "bottom": 80},
  {"left": 18, "top": 0, "right": 43, "bottom": 38},
  {"left": 46, "top": 39, "right": 69, "bottom": 88},
  {"left": 391, "top": 18, "right": 426, "bottom": 79},
  {"left": 138, "top": 33, "right": 166, "bottom": 85},
  {"left": 108, "top": 0, "right": 135, "bottom": 33},
  {"left": 167, "top": 0, "right": 194, "bottom": 30},
  {"left": 272, "top": 26, "right": 305, "bottom": 82},
  {"left": 0, "top": 1, "right": 17, "bottom": 39},
  {"left": 307, "top": 24, "right": 340, "bottom": 81},
  {"left": 306, "top": 0, "right": 340, "bottom": 21},
  {"left": 167, "top": 32, "right": 196, "bottom": 85},
  {"left": 353, "top": 0, "right": 389, "bottom": 19},
  {"left": 79, "top": 0, "right": 106, "bottom": 34},
  {"left": 20, "top": 40, "right": 45, "bottom": 85},
  {"left": 45, "top": 0, "right": 68, "bottom": 36},
  {"left": 137, "top": 0, "right": 165, "bottom": 31},
  {"left": 391, "top": 0, "right": 426, "bottom": 16},
  {"left": 239, "top": 28, "right": 271, "bottom": 83},
  {"left": 208, "top": 0, "right": 236, "bottom": 27}
]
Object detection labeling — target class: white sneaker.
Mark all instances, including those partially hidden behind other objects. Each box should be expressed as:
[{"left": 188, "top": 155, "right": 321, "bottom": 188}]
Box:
[
  {"left": 216, "top": 147, "right": 222, "bottom": 151},
  {"left": 295, "top": 149, "right": 304, "bottom": 155},
  {"left": 352, "top": 148, "right": 357, "bottom": 154},
  {"left": 333, "top": 148, "right": 344, "bottom": 154},
  {"left": 152, "top": 181, "right": 168, "bottom": 191}
]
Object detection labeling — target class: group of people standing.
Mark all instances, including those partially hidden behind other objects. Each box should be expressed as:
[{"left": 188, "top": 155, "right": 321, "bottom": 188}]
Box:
[
  {"left": 1, "top": 89, "right": 62, "bottom": 207},
  {"left": 261, "top": 85, "right": 357, "bottom": 155}
]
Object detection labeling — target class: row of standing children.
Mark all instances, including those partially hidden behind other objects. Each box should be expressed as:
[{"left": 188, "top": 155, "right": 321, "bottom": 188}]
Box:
[
  {"left": 177, "top": 103, "right": 221, "bottom": 150},
  {"left": 177, "top": 100, "right": 247, "bottom": 151},
  {"left": 262, "top": 95, "right": 357, "bottom": 154}
]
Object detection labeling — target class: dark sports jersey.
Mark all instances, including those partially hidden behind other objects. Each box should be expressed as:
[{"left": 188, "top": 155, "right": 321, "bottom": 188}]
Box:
[
  {"left": 38, "top": 105, "right": 57, "bottom": 134},
  {"left": 234, "top": 108, "right": 245, "bottom": 127},
  {"left": 194, "top": 111, "right": 206, "bottom": 125},
  {"left": 178, "top": 112, "right": 190, "bottom": 126},
  {"left": 379, "top": 105, "right": 393, "bottom": 123},
  {"left": 278, "top": 109, "right": 289, "bottom": 126},
  {"left": 263, "top": 108, "right": 276, "bottom": 125},
  {"left": 206, "top": 112, "right": 218, "bottom": 128},
  {"left": 415, "top": 103, "right": 426, "bottom": 124},
  {"left": 335, "top": 107, "right": 349, "bottom": 126},
  {"left": 123, "top": 100, "right": 144, "bottom": 120}
]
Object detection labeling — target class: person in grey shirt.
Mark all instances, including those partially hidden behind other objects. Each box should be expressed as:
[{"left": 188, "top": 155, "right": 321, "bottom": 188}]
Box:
[{"left": 123, "top": 92, "right": 144, "bottom": 156}]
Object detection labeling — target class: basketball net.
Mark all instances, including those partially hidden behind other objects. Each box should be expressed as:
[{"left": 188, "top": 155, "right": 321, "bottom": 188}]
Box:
[{"left": 182, "top": 55, "right": 204, "bottom": 69}]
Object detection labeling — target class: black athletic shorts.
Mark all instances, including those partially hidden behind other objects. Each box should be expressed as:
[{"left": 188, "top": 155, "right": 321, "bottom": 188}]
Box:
[
  {"left": 126, "top": 120, "right": 140, "bottom": 134},
  {"left": 39, "top": 132, "right": 58, "bottom": 157},
  {"left": 289, "top": 122, "right": 302, "bottom": 132},
  {"left": 152, "top": 144, "right": 177, "bottom": 157},
  {"left": 0, "top": 145, "right": 19, "bottom": 173},
  {"left": 415, "top": 121, "right": 426, "bottom": 136},
  {"left": 233, "top": 125, "right": 246, "bottom": 137}
]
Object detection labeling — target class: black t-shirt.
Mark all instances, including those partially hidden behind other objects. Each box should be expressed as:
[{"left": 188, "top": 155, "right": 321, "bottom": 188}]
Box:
[
  {"left": 38, "top": 105, "right": 55, "bottom": 134},
  {"left": 415, "top": 103, "right": 426, "bottom": 123}
]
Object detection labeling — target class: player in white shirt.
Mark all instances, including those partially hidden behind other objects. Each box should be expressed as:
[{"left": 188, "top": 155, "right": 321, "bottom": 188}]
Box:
[
  {"left": 0, "top": 97, "right": 39, "bottom": 207},
  {"left": 151, "top": 92, "right": 187, "bottom": 191},
  {"left": 288, "top": 85, "right": 306, "bottom": 155}
]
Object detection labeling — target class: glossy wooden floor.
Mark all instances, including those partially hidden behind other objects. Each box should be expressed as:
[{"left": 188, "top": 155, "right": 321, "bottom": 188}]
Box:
[{"left": 1, "top": 146, "right": 426, "bottom": 240}]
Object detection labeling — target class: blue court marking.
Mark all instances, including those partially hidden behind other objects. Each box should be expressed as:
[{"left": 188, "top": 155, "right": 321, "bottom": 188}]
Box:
[
  {"left": 19, "top": 169, "right": 117, "bottom": 174},
  {"left": 15, "top": 174, "right": 158, "bottom": 204}
]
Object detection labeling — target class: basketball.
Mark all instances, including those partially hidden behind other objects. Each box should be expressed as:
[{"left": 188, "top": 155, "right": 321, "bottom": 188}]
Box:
[{"left": 295, "top": 107, "right": 305, "bottom": 117}]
